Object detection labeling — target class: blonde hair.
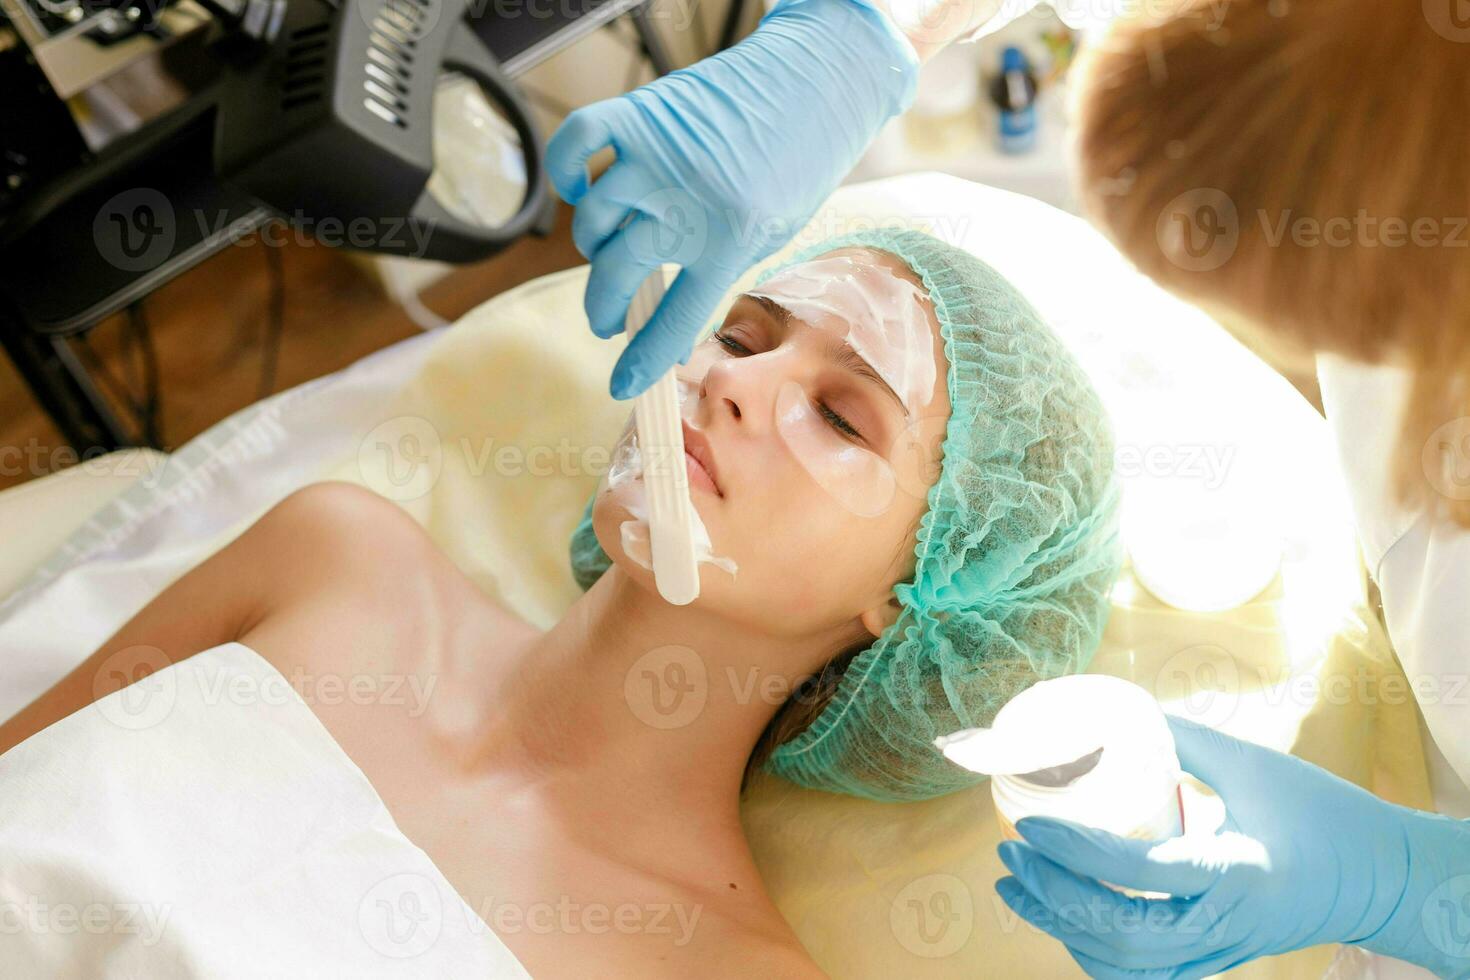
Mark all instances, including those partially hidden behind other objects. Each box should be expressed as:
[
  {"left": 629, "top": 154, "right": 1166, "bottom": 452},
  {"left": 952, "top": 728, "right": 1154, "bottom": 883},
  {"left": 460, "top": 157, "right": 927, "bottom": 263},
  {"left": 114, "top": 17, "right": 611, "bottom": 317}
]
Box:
[{"left": 1071, "top": 0, "right": 1470, "bottom": 525}]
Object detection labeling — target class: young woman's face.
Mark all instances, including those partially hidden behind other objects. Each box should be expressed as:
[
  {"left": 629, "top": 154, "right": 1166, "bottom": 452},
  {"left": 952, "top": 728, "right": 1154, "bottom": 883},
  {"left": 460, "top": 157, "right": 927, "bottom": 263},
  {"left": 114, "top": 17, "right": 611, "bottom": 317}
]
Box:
[{"left": 593, "top": 247, "right": 952, "bottom": 639}]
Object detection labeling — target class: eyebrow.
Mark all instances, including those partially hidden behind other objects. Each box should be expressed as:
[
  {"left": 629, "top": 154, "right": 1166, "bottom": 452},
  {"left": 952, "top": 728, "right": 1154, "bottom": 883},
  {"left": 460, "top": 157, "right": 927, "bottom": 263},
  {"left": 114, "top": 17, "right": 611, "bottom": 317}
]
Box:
[
  {"left": 749, "top": 293, "right": 790, "bottom": 324},
  {"left": 742, "top": 292, "right": 907, "bottom": 414},
  {"left": 823, "top": 334, "right": 906, "bottom": 414}
]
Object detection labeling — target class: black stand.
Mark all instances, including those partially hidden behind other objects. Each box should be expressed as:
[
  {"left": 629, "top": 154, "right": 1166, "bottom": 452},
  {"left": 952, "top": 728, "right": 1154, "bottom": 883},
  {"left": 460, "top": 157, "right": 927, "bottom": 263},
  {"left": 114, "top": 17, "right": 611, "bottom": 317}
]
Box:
[
  {"left": 0, "top": 96, "right": 272, "bottom": 452},
  {"left": 0, "top": 311, "right": 137, "bottom": 450}
]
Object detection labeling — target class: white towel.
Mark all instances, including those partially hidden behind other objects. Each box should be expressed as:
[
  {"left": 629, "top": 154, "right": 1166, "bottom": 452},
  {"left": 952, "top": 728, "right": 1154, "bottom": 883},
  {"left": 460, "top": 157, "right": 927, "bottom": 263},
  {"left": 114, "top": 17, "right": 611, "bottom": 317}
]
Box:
[{"left": 0, "top": 641, "right": 529, "bottom": 979}]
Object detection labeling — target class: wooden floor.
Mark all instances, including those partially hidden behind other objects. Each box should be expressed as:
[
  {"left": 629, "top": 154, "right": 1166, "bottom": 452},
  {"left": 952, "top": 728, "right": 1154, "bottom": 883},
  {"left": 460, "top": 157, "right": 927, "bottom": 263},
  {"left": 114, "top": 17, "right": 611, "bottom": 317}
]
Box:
[{"left": 0, "top": 203, "right": 583, "bottom": 492}]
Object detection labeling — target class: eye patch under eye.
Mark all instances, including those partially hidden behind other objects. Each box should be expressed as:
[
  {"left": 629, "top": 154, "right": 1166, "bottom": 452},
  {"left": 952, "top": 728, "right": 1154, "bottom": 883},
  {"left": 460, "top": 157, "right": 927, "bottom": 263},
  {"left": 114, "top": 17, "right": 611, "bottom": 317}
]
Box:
[{"left": 774, "top": 380, "right": 896, "bottom": 518}]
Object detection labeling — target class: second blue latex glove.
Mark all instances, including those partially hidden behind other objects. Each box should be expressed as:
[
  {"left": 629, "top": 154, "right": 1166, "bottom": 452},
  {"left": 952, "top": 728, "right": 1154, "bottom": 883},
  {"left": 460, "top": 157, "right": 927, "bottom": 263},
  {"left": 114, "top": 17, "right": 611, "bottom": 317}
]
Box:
[
  {"left": 545, "top": 0, "right": 919, "bottom": 398},
  {"left": 995, "top": 715, "right": 1470, "bottom": 978}
]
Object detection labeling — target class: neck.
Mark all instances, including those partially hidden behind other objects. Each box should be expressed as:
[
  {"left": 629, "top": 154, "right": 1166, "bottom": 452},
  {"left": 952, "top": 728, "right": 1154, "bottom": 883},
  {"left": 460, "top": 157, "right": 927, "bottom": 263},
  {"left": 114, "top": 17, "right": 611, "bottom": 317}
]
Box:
[{"left": 473, "top": 566, "right": 851, "bottom": 817}]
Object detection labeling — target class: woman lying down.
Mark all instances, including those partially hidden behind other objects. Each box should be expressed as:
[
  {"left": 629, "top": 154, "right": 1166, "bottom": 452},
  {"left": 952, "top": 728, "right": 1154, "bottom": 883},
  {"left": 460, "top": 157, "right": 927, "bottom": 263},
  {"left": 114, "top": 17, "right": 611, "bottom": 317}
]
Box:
[{"left": 0, "top": 230, "right": 1120, "bottom": 977}]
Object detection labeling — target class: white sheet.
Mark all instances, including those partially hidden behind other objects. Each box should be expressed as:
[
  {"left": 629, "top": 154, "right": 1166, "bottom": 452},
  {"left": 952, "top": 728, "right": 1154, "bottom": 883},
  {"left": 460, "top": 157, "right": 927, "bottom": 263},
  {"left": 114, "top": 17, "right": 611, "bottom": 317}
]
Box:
[
  {"left": 0, "top": 641, "right": 529, "bottom": 978},
  {"left": 0, "top": 331, "right": 439, "bottom": 722}
]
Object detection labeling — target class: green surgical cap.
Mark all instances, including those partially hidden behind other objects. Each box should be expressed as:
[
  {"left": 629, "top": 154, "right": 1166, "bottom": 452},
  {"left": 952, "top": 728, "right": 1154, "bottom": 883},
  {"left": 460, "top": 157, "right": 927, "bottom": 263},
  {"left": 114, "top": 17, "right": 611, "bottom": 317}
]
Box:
[{"left": 569, "top": 228, "right": 1122, "bottom": 801}]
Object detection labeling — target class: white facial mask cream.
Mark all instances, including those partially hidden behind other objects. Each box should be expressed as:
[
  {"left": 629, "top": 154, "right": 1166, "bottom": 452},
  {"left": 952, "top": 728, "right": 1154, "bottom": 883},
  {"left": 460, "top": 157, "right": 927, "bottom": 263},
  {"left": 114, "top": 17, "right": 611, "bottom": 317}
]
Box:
[
  {"left": 680, "top": 251, "right": 937, "bottom": 519},
  {"left": 936, "top": 675, "right": 1186, "bottom": 897},
  {"left": 749, "top": 252, "right": 936, "bottom": 415},
  {"left": 661, "top": 249, "right": 938, "bottom": 531},
  {"left": 605, "top": 418, "right": 737, "bottom": 582}
]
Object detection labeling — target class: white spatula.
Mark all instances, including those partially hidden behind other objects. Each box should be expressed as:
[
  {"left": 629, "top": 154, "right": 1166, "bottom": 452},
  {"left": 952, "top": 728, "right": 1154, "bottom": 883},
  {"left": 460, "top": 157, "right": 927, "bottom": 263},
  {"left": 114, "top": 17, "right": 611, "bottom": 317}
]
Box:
[{"left": 624, "top": 270, "right": 700, "bottom": 605}]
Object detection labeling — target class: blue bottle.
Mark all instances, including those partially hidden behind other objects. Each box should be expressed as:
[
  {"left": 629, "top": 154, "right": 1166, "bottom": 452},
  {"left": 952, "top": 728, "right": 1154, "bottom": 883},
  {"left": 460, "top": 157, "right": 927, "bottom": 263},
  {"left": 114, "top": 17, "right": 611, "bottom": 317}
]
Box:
[{"left": 991, "top": 46, "right": 1038, "bottom": 154}]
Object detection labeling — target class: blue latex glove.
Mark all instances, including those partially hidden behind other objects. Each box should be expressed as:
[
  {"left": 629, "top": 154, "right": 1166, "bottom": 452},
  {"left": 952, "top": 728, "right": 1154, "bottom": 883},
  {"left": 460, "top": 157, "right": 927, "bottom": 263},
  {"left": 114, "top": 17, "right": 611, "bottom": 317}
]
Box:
[
  {"left": 544, "top": 0, "right": 919, "bottom": 398},
  {"left": 996, "top": 715, "right": 1470, "bottom": 978}
]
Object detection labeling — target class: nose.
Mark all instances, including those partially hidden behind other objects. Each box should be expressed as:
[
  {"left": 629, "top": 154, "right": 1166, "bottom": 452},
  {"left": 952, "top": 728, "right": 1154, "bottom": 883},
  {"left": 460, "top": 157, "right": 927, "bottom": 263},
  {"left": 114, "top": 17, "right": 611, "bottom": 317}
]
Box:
[{"left": 697, "top": 345, "right": 803, "bottom": 433}]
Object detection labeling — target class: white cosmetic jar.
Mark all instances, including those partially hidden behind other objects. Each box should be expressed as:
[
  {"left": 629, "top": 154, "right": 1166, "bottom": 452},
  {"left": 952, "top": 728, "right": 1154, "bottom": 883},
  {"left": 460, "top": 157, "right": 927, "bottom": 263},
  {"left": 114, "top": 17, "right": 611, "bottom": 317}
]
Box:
[{"left": 938, "top": 675, "right": 1185, "bottom": 877}]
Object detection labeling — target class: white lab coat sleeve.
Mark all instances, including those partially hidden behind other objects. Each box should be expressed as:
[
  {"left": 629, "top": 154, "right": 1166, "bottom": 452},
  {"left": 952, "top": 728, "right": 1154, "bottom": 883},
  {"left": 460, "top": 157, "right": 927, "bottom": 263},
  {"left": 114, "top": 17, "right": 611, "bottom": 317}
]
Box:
[
  {"left": 952, "top": 0, "right": 1118, "bottom": 41},
  {"left": 1318, "top": 353, "right": 1470, "bottom": 814}
]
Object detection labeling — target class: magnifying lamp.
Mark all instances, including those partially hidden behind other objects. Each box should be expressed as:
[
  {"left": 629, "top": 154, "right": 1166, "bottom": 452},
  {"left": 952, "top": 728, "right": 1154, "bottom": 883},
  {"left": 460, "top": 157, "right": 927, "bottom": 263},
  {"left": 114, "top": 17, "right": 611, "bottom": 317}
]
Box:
[{"left": 205, "top": 0, "right": 550, "bottom": 262}]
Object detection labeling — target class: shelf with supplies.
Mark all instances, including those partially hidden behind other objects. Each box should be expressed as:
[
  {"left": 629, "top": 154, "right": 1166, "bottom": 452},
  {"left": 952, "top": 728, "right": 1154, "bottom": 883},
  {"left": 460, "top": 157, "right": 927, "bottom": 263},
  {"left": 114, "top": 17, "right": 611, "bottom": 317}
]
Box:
[{"left": 850, "top": 20, "right": 1081, "bottom": 215}]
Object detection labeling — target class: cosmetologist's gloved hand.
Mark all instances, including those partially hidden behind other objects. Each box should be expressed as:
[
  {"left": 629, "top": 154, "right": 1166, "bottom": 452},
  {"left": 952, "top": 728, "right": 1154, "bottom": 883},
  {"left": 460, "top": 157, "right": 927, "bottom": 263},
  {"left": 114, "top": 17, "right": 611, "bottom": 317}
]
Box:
[
  {"left": 544, "top": 0, "right": 919, "bottom": 399},
  {"left": 995, "top": 715, "right": 1470, "bottom": 978}
]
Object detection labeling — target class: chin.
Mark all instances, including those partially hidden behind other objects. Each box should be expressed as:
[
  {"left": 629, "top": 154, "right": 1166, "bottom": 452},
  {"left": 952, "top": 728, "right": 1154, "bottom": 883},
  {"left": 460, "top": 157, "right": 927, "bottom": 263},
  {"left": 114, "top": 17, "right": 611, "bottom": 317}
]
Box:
[{"left": 591, "top": 488, "right": 739, "bottom": 605}]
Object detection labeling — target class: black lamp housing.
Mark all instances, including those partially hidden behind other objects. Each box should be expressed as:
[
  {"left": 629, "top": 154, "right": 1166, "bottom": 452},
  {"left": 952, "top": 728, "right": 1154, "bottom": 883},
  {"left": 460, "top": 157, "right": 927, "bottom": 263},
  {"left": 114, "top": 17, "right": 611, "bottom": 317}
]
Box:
[{"left": 211, "top": 0, "right": 550, "bottom": 262}]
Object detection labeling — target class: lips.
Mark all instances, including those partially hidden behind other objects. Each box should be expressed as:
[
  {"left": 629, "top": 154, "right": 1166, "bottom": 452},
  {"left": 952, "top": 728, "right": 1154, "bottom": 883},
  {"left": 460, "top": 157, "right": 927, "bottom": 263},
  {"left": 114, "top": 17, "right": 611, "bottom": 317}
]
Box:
[{"left": 681, "top": 421, "right": 722, "bottom": 497}]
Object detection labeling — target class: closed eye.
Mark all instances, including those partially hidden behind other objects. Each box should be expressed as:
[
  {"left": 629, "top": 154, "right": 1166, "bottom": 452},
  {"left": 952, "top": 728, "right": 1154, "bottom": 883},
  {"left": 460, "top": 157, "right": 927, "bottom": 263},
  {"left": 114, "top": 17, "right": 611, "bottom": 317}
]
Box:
[
  {"left": 712, "top": 330, "right": 865, "bottom": 442},
  {"left": 817, "top": 402, "right": 862, "bottom": 439},
  {"left": 713, "top": 331, "right": 751, "bottom": 356}
]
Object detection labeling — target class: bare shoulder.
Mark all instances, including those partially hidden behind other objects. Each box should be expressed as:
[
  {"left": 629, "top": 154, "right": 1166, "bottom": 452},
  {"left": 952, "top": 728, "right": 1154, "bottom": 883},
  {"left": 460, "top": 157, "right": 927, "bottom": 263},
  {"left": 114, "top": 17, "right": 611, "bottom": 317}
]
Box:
[
  {"left": 252, "top": 481, "right": 441, "bottom": 574},
  {"left": 244, "top": 481, "right": 473, "bottom": 612},
  {"left": 0, "top": 482, "right": 464, "bottom": 756},
  {"left": 238, "top": 481, "right": 497, "bottom": 667}
]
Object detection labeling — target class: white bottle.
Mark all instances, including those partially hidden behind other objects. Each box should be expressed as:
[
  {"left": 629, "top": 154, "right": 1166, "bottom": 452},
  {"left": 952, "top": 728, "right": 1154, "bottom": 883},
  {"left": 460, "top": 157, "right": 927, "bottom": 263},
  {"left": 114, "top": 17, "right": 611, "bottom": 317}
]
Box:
[{"left": 937, "top": 675, "right": 1185, "bottom": 892}]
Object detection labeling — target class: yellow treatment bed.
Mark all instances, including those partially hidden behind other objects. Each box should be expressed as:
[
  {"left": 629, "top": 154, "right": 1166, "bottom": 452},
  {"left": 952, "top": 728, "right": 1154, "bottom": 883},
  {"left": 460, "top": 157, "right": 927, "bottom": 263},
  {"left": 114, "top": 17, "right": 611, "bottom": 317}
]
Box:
[{"left": 0, "top": 174, "right": 1433, "bottom": 978}]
